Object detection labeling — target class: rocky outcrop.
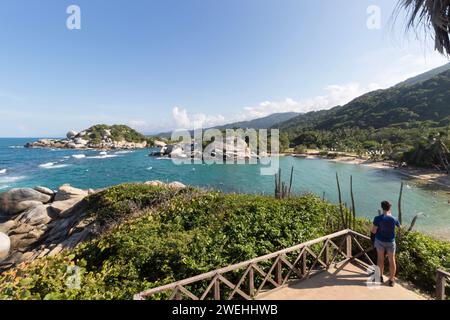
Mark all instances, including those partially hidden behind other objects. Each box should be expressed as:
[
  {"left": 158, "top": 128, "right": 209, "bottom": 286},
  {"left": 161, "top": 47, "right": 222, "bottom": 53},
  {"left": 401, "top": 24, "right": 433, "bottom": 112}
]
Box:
[
  {"left": 25, "top": 125, "right": 149, "bottom": 150},
  {"left": 0, "top": 181, "right": 187, "bottom": 271},
  {"left": 0, "top": 188, "right": 53, "bottom": 215},
  {"left": 0, "top": 184, "right": 91, "bottom": 270}
]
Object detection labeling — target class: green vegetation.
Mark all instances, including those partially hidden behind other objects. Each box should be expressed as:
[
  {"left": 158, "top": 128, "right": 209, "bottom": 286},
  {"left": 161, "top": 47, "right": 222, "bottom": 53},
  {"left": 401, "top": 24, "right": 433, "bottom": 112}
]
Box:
[
  {"left": 0, "top": 185, "right": 340, "bottom": 300},
  {"left": 85, "top": 124, "right": 150, "bottom": 144},
  {"left": 277, "top": 68, "right": 450, "bottom": 169},
  {"left": 0, "top": 184, "right": 448, "bottom": 299}
]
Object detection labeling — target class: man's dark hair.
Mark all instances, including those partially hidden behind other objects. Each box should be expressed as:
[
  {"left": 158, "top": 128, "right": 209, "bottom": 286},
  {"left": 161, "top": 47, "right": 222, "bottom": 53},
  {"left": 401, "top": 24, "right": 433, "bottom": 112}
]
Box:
[{"left": 381, "top": 201, "right": 392, "bottom": 211}]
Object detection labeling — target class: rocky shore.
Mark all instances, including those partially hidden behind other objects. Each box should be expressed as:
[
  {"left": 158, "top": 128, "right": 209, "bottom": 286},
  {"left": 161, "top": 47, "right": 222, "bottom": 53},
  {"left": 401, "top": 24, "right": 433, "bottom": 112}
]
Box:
[
  {"left": 25, "top": 125, "right": 149, "bottom": 150},
  {"left": 0, "top": 181, "right": 186, "bottom": 271}
]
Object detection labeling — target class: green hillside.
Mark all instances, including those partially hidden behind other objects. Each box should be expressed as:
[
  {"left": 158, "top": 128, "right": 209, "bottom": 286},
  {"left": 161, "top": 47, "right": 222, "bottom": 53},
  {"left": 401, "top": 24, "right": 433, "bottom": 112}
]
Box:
[
  {"left": 280, "top": 69, "right": 450, "bottom": 133},
  {"left": 214, "top": 112, "right": 299, "bottom": 130},
  {"left": 156, "top": 112, "right": 299, "bottom": 138},
  {"left": 277, "top": 66, "right": 450, "bottom": 169}
]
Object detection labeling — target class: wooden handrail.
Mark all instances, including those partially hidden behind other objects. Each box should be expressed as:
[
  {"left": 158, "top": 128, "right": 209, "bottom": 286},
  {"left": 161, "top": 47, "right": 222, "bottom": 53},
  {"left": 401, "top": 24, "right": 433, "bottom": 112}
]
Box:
[
  {"left": 134, "top": 229, "right": 374, "bottom": 300},
  {"left": 436, "top": 269, "right": 450, "bottom": 300}
]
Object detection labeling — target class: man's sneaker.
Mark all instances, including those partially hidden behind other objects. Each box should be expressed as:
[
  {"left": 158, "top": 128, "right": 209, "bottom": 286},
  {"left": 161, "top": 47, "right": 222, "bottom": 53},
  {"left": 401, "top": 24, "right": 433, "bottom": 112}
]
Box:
[
  {"left": 388, "top": 279, "right": 395, "bottom": 287},
  {"left": 380, "top": 276, "right": 384, "bottom": 284}
]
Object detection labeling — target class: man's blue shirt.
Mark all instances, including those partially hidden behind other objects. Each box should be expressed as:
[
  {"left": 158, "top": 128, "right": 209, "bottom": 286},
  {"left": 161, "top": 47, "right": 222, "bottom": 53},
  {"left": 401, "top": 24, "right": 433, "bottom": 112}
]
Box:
[{"left": 373, "top": 214, "right": 400, "bottom": 243}]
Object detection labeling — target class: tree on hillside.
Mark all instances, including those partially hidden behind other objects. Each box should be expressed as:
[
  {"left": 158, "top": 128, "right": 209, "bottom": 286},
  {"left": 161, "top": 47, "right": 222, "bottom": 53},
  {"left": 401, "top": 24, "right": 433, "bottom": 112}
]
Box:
[{"left": 398, "top": 0, "right": 450, "bottom": 55}]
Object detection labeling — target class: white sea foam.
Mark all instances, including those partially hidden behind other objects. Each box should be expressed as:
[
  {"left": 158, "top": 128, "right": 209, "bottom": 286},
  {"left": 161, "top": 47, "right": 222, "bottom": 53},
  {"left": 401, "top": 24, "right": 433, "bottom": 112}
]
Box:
[
  {"left": 0, "top": 169, "right": 6, "bottom": 174},
  {"left": 87, "top": 154, "right": 119, "bottom": 159},
  {"left": 39, "top": 162, "right": 56, "bottom": 168},
  {"left": 115, "top": 150, "right": 133, "bottom": 154},
  {"left": 146, "top": 167, "right": 153, "bottom": 170},
  {"left": 0, "top": 176, "right": 26, "bottom": 183},
  {"left": 72, "top": 154, "right": 86, "bottom": 159},
  {"left": 47, "top": 164, "right": 70, "bottom": 169},
  {"left": 39, "top": 162, "right": 70, "bottom": 169},
  {"left": 99, "top": 151, "right": 108, "bottom": 156},
  {"left": 9, "top": 146, "right": 24, "bottom": 149},
  {"left": 0, "top": 185, "right": 10, "bottom": 190}
]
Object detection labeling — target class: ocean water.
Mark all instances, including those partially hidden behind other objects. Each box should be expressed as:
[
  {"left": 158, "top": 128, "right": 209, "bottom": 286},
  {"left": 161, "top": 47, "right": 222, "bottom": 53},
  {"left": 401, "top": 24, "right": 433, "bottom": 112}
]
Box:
[{"left": 1, "top": 138, "right": 449, "bottom": 239}]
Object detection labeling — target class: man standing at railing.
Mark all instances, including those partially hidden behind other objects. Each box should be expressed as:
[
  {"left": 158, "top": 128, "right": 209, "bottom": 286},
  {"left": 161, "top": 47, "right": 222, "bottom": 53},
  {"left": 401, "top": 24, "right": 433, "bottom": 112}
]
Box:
[{"left": 371, "top": 201, "right": 401, "bottom": 287}]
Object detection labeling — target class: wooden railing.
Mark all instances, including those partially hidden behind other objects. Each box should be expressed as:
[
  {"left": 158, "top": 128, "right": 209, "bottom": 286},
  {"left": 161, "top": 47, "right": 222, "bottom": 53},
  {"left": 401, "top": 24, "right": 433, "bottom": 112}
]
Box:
[
  {"left": 436, "top": 269, "right": 450, "bottom": 300},
  {"left": 134, "top": 229, "right": 375, "bottom": 300}
]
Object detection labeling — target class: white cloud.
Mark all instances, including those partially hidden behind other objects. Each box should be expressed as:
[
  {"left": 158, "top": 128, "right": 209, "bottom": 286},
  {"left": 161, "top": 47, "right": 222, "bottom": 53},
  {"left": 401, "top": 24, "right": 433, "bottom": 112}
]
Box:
[
  {"left": 166, "top": 51, "right": 449, "bottom": 130},
  {"left": 171, "top": 106, "right": 226, "bottom": 130},
  {"left": 219, "top": 82, "right": 381, "bottom": 124}
]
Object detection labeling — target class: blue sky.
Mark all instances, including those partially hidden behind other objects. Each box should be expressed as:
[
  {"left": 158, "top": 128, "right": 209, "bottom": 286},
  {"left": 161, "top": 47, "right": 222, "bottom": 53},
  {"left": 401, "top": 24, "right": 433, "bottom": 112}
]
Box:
[{"left": 0, "top": 0, "right": 448, "bottom": 137}]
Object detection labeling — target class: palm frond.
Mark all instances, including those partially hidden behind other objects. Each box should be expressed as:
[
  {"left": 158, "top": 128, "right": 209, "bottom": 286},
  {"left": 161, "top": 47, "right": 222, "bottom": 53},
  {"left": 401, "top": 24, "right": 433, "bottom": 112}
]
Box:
[{"left": 397, "top": 0, "right": 450, "bottom": 55}]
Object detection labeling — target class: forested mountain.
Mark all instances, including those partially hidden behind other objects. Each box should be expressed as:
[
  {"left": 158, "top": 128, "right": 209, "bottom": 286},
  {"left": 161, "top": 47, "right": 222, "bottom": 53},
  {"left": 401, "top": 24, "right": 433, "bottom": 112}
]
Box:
[
  {"left": 156, "top": 112, "right": 298, "bottom": 138},
  {"left": 214, "top": 112, "right": 299, "bottom": 130},
  {"left": 396, "top": 63, "right": 450, "bottom": 87},
  {"left": 276, "top": 64, "right": 450, "bottom": 169},
  {"left": 278, "top": 68, "right": 450, "bottom": 135}
]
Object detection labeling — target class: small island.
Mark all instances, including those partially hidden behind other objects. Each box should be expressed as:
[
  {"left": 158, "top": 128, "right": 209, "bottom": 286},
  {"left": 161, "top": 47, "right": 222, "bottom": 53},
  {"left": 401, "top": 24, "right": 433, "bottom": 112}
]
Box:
[{"left": 25, "top": 124, "right": 151, "bottom": 150}]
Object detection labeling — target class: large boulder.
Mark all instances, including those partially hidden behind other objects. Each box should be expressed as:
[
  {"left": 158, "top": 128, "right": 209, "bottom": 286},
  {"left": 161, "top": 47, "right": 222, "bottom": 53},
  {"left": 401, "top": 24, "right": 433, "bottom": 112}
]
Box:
[
  {"left": 49, "top": 197, "right": 85, "bottom": 217},
  {"left": 34, "top": 186, "right": 55, "bottom": 196},
  {"left": 154, "top": 140, "right": 167, "bottom": 147},
  {"left": 0, "top": 221, "right": 16, "bottom": 233},
  {"left": 66, "top": 130, "right": 78, "bottom": 139},
  {"left": 168, "top": 181, "right": 186, "bottom": 189},
  {"left": 0, "top": 188, "right": 52, "bottom": 215},
  {"left": 16, "top": 205, "right": 53, "bottom": 226},
  {"left": 74, "top": 138, "right": 88, "bottom": 145},
  {"left": 144, "top": 180, "right": 166, "bottom": 187},
  {"left": 10, "top": 200, "right": 42, "bottom": 214},
  {"left": 54, "top": 185, "right": 88, "bottom": 202}
]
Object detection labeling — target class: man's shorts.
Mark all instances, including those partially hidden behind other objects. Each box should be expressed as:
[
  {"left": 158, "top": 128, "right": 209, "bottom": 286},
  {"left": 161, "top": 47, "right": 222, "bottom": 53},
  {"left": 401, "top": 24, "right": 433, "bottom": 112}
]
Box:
[{"left": 374, "top": 238, "right": 396, "bottom": 254}]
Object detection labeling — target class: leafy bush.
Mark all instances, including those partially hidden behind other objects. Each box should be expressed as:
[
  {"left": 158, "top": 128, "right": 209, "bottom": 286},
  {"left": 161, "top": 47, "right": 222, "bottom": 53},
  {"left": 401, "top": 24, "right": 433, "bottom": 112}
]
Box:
[
  {"left": 85, "top": 124, "right": 148, "bottom": 144},
  {"left": 0, "top": 186, "right": 340, "bottom": 300},
  {"left": 0, "top": 185, "right": 448, "bottom": 300}
]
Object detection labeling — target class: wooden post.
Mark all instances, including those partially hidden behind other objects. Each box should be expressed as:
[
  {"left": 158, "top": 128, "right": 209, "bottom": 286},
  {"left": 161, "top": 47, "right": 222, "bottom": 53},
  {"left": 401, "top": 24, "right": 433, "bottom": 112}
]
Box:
[
  {"left": 324, "top": 242, "right": 330, "bottom": 266},
  {"left": 346, "top": 234, "right": 352, "bottom": 258},
  {"left": 175, "top": 287, "right": 182, "bottom": 300},
  {"left": 249, "top": 266, "right": 255, "bottom": 297},
  {"left": 214, "top": 277, "right": 220, "bottom": 300},
  {"left": 276, "top": 258, "right": 283, "bottom": 286},
  {"left": 302, "top": 251, "right": 308, "bottom": 276},
  {"left": 436, "top": 272, "right": 445, "bottom": 300}
]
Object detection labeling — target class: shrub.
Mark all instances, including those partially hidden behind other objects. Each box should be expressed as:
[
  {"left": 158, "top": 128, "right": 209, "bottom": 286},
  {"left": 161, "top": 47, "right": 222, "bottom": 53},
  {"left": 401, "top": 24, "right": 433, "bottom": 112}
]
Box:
[
  {"left": 0, "top": 185, "right": 448, "bottom": 300},
  {"left": 0, "top": 187, "right": 339, "bottom": 300}
]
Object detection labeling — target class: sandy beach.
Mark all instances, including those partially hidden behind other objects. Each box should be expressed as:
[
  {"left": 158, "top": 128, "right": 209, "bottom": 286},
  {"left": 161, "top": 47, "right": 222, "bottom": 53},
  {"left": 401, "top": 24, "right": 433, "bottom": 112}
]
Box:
[{"left": 294, "top": 153, "right": 450, "bottom": 192}]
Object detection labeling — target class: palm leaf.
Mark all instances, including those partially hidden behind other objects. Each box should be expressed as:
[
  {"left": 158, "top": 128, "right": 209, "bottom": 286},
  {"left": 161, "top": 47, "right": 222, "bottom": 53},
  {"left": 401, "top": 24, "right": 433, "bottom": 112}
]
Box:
[{"left": 397, "top": 0, "right": 450, "bottom": 55}]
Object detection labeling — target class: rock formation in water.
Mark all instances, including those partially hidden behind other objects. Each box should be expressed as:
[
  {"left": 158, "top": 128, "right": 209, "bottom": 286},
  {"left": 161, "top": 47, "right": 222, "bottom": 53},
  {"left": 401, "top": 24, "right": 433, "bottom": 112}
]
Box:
[{"left": 25, "top": 124, "right": 149, "bottom": 150}]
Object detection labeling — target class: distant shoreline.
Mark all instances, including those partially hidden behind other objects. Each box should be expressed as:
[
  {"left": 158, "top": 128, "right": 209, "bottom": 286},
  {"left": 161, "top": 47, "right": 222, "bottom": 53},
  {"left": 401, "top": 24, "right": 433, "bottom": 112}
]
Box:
[{"left": 294, "top": 153, "right": 450, "bottom": 192}]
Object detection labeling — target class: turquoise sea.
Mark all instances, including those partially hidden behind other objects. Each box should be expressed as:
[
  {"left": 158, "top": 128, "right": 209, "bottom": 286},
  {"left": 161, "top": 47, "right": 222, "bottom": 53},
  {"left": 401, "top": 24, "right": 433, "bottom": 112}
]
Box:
[{"left": 1, "top": 138, "right": 449, "bottom": 239}]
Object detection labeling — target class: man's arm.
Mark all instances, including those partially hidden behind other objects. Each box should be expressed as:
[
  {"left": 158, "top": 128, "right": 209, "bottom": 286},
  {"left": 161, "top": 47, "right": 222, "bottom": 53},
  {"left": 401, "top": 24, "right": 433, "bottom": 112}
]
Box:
[
  {"left": 371, "top": 217, "right": 379, "bottom": 234},
  {"left": 371, "top": 225, "right": 378, "bottom": 234}
]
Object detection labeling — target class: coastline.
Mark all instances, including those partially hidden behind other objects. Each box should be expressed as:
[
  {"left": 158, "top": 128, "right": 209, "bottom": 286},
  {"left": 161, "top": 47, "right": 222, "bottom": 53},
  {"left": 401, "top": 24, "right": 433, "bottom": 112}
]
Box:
[{"left": 295, "top": 153, "right": 450, "bottom": 192}]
